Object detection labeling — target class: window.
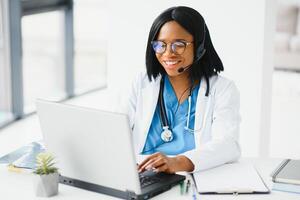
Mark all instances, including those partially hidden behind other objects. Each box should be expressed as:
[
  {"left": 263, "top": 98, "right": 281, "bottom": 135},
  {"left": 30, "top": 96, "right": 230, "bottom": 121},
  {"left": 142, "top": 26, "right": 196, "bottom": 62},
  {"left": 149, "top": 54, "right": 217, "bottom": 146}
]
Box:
[
  {"left": 22, "top": 11, "right": 66, "bottom": 113},
  {"left": 0, "top": 0, "right": 108, "bottom": 128},
  {"left": 0, "top": 0, "right": 13, "bottom": 126},
  {"left": 73, "top": 0, "right": 108, "bottom": 94}
]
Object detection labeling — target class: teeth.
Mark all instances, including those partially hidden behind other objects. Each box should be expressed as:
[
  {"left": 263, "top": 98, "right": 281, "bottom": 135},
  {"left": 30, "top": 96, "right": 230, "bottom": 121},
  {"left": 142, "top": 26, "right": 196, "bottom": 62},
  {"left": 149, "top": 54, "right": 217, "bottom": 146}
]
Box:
[{"left": 165, "top": 61, "right": 179, "bottom": 65}]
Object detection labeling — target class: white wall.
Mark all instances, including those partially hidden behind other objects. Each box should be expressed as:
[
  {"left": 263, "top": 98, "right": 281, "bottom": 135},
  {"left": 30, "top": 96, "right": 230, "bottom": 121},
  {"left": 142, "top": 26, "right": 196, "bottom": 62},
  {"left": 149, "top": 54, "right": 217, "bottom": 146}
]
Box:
[
  {"left": 107, "top": 0, "right": 275, "bottom": 157},
  {"left": 260, "top": 0, "right": 276, "bottom": 157}
]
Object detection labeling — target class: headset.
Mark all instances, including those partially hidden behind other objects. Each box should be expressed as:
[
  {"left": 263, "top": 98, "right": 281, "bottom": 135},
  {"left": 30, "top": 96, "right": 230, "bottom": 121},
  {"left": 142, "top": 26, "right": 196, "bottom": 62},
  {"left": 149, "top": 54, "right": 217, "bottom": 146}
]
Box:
[
  {"left": 160, "top": 21, "right": 206, "bottom": 143},
  {"left": 177, "top": 22, "right": 206, "bottom": 73}
]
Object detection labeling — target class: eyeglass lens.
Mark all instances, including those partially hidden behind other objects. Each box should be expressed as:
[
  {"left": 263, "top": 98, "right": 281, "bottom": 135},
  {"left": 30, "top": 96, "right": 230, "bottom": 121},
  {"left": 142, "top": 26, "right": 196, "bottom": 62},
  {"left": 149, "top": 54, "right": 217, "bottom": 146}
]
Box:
[{"left": 152, "top": 41, "right": 187, "bottom": 55}]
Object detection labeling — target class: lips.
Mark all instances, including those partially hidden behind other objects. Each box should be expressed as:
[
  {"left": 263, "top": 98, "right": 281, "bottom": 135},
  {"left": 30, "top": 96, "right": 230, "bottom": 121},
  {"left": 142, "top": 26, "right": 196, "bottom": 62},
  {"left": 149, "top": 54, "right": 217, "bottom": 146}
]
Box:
[{"left": 163, "top": 60, "right": 181, "bottom": 69}]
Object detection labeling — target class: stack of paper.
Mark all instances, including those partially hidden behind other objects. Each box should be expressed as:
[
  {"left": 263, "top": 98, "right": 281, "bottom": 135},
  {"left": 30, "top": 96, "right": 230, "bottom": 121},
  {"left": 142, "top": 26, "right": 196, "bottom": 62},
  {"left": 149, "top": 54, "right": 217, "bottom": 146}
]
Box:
[{"left": 0, "top": 141, "right": 45, "bottom": 169}]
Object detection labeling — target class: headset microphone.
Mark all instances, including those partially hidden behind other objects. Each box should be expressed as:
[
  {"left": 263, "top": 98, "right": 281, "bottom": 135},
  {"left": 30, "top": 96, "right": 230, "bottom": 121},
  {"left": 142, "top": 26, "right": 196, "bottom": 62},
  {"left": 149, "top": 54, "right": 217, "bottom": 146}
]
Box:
[
  {"left": 177, "top": 48, "right": 206, "bottom": 74},
  {"left": 177, "top": 65, "right": 192, "bottom": 73}
]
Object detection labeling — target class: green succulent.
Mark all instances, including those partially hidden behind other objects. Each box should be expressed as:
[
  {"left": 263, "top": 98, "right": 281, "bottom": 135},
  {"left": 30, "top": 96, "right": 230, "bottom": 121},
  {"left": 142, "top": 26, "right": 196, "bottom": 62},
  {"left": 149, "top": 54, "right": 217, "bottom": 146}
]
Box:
[{"left": 34, "top": 152, "right": 58, "bottom": 175}]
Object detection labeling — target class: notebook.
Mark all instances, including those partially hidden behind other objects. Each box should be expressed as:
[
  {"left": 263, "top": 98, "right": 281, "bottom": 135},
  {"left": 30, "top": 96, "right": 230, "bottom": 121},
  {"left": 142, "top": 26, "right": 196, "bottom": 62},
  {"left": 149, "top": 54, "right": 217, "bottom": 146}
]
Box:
[
  {"left": 192, "top": 162, "right": 270, "bottom": 194},
  {"left": 271, "top": 159, "right": 300, "bottom": 185},
  {"left": 271, "top": 159, "right": 300, "bottom": 193},
  {"left": 272, "top": 182, "right": 300, "bottom": 194},
  {"left": 36, "top": 99, "right": 185, "bottom": 200}
]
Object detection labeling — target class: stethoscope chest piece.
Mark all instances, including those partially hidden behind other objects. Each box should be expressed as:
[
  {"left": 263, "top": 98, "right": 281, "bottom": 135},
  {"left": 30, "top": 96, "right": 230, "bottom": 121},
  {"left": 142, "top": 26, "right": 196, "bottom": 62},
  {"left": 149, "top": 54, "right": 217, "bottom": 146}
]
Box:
[{"left": 161, "top": 126, "right": 173, "bottom": 142}]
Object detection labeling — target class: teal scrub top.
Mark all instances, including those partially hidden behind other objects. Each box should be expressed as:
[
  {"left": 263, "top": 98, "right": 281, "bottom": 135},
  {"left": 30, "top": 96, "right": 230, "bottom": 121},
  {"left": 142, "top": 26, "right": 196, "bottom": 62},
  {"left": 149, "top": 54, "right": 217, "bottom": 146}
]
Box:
[{"left": 142, "top": 76, "right": 199, "bottom": 155}]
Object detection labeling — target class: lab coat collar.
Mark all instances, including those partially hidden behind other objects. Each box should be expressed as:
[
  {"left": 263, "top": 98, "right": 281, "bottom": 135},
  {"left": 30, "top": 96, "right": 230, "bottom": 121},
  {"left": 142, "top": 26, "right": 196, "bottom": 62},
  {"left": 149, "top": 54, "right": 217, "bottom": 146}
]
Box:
[
  {"left": 194, "top": 76, "right": 218, "bottom": 147},
  {"left": 193, "top": 77, "right": 209, "bottom": 148},
  {"left": 138, "top": 75, "right": 161, "bottom": 153}
]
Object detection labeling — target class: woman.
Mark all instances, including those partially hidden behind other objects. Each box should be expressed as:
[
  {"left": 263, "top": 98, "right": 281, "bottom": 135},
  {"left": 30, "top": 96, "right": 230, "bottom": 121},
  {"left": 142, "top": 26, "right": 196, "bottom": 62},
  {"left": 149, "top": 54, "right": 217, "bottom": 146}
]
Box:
[{"left": 124, "top": 6, "right": 241, "bottom": 174}]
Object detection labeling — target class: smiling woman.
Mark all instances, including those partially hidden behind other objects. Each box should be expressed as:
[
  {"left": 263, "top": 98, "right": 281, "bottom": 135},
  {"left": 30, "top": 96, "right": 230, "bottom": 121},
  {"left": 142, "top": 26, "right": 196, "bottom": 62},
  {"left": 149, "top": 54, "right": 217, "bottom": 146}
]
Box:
[{"left": 123, "top": 6, "right": 241, "bottom": 174}]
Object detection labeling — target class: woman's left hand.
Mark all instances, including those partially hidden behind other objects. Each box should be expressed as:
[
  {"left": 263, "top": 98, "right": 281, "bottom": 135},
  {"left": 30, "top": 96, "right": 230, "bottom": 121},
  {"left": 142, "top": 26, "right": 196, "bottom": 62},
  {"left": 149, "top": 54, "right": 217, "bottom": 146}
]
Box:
[{"left": 138, "top": 152, "right": 194, "bottom": 174}]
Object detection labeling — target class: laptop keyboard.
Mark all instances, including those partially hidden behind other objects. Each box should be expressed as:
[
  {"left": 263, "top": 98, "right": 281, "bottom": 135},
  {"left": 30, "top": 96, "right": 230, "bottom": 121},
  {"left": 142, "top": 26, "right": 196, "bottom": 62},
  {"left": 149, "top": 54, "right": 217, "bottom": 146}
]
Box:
[{"left": 139, "top": 171, "right": 161, "bottom": 188}]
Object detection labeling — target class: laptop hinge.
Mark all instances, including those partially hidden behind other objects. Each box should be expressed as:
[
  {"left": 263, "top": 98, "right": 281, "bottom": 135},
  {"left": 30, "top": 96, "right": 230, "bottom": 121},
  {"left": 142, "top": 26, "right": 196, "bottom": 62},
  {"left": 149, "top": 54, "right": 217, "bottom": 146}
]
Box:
[{"left": 126, "top": 190, "right": 138, "bottom": 200}]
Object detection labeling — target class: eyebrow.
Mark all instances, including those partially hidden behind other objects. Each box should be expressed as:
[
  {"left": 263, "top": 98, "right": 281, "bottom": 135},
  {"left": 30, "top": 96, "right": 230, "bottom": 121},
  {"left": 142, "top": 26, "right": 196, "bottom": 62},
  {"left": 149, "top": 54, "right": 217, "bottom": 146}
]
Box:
[{"left": 155, "top": 39, "right": 189, "bottom": 42}]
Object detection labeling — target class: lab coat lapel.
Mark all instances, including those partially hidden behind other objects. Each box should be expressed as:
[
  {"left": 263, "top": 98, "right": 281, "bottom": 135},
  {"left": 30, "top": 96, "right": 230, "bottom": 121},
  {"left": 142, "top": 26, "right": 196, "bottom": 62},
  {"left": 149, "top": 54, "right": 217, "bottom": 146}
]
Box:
[
  {"left": 194, "top": 78, "right": 209, "bottom": 148},
  {"left": 138, "top": 77, "right": 161, "bottom": 153}
]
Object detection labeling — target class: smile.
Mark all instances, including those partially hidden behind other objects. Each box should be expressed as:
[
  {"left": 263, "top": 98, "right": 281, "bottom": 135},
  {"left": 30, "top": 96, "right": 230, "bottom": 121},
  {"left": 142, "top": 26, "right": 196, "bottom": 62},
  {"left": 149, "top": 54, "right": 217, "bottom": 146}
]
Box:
[{"left": 163, "top": 60, "right": 181, "bottom": 66}]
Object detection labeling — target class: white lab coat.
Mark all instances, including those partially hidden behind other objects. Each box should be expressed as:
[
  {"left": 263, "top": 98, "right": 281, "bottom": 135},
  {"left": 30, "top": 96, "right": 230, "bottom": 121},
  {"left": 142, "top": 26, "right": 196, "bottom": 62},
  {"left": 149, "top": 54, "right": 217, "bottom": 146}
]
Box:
[{"left": 121, "top": 70, "right": 241, "bottom": 172}]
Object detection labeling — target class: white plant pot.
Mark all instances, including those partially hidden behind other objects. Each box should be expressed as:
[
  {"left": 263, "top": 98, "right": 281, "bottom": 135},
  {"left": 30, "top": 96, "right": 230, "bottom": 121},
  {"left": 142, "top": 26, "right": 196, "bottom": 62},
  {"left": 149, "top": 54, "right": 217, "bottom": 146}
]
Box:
[{"left": 34, "top": 172, "right": 59, "bottom": 197}]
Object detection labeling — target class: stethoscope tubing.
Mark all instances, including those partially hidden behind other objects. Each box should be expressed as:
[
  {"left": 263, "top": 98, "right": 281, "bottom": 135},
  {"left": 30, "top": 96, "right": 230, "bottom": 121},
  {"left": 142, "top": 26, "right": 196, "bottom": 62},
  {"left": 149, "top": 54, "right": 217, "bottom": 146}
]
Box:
[
  {"left": 159, "top": 78, "right": 169, "bottom": 127},
  {"left": 159, "top": 76, "right": 212, "bottom": 135}
]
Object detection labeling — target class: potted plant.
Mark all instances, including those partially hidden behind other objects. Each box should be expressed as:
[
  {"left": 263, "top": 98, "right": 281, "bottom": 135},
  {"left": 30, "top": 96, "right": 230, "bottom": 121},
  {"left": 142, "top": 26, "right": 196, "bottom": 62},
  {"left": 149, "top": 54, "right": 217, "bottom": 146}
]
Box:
[{"left": 33, "top": 152, "right": 59, "bottom": 197}]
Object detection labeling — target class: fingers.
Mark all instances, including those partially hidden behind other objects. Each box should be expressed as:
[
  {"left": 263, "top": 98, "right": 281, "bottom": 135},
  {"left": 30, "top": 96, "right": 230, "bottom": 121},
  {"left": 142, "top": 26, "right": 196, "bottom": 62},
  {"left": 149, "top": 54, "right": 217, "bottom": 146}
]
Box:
[
  {"left": 151, "top": 156, "right": 167, "bottom": 169},
  {"left": 139, "top": 159, "right": 156, "bottom": 172},
  {"left": 138, "top": 152, "right": 165, "bottom": 173},
  {"left": 138, "top": 152, "right": 160, "bottom": 167},
  {"left": 151, "top": 158, "right": 175, "bottom": 173},
  {"left": 153, "top": 163, "right": 168, "bottom": 173},
  {"left": 138, "top": 155, "right": 154, "bottom": 172},
  {"left": 150, "top": 155, "right": 177, "bottom": 174}
]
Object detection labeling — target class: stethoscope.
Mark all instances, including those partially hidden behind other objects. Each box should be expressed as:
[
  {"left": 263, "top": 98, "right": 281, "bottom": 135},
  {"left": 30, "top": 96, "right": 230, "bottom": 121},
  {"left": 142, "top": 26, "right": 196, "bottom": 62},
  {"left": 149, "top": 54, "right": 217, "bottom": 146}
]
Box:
[{"left": 159, "top": 77, "right": 203, "bottom": 143}]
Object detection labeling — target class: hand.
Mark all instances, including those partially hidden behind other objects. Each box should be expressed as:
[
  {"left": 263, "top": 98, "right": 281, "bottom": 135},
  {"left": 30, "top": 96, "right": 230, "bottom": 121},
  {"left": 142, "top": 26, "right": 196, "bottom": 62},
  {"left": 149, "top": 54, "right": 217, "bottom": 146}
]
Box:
[{"left": 138, "top": 152, "right": 194, "bottom": 174}]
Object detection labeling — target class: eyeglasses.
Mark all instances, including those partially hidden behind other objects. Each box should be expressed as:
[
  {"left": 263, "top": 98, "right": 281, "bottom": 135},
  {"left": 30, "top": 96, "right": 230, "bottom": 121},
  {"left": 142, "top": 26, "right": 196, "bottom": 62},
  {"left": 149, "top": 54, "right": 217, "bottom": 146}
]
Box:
[{"left": 151, "top": 40, "right": 193, "bottom": 55}]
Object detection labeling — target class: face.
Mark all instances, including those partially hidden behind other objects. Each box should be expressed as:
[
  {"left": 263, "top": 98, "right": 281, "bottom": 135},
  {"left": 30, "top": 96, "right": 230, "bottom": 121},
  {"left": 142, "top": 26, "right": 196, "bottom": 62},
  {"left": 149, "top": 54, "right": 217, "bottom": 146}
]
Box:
[{"left": 154, "top": 21, "right": 194, "bottom": 77}]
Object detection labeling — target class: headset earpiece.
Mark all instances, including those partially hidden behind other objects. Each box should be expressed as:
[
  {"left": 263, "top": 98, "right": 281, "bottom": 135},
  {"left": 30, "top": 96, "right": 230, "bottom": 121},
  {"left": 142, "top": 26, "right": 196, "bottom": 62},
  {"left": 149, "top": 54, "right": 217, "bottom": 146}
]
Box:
[
  {"left": 194, "top": 22, "right": 206, "bottom": 62},
  {"left": 195, "top": 46, "right": 206, "bottom": 62}
]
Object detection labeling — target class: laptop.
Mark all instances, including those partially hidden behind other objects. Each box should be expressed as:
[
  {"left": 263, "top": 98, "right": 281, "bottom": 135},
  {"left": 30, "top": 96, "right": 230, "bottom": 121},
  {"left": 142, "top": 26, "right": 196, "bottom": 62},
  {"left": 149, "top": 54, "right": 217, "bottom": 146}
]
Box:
[{"left": 36, "top": 99, "right": 185, "bottom": 200}]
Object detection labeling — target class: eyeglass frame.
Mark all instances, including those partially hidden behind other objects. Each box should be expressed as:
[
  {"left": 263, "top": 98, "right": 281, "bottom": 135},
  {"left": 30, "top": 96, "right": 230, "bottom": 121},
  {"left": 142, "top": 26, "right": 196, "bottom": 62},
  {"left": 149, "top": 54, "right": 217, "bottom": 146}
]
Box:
[{"left": 151, "top": 40, "right": 193, "bottom": 55}]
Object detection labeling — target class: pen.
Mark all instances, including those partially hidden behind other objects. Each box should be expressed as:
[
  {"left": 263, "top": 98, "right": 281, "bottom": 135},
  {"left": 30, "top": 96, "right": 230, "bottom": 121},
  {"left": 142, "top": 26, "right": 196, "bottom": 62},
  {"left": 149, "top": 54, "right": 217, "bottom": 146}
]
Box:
[
  {"left": 7, "top": 164, "right": 23, "bottom": 173},
  {"left": 192, "top": 183, "right": 197, "bottom": 200},
  {"left": 180, "top": 181, "right": 185, "bottom": 195},
  {"left": 185, "top": 180, "right": 191, "bottom": 194}
]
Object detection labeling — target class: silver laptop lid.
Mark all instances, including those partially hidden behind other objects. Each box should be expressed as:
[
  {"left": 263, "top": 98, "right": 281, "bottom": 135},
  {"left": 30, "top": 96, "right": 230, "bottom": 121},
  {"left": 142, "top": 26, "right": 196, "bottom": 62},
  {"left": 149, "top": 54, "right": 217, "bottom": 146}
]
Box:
[{"left": 36, "top": 99, "right": 141, "bottom": 194}]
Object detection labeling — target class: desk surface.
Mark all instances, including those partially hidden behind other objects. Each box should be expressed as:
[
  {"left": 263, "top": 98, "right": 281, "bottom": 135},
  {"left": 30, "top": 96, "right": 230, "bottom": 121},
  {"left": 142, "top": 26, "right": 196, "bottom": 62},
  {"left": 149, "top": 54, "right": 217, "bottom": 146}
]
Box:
[{"left": 1, "top": 158, "right": 300, "bottom": 200}]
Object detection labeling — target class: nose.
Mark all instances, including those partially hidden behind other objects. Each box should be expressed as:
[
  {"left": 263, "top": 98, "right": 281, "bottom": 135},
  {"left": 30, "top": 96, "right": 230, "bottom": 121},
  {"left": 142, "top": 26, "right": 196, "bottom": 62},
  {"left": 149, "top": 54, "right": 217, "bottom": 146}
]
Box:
[{"left": 163, "top": 44, "right": 175, "bottom": 56}]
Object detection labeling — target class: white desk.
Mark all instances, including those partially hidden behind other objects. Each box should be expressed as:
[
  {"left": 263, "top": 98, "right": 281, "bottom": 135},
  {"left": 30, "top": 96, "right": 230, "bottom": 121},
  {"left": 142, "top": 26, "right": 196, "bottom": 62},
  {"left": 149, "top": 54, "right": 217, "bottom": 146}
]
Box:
[{"left": 1, "top": 158, "right": 299, "bottom": 200}]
